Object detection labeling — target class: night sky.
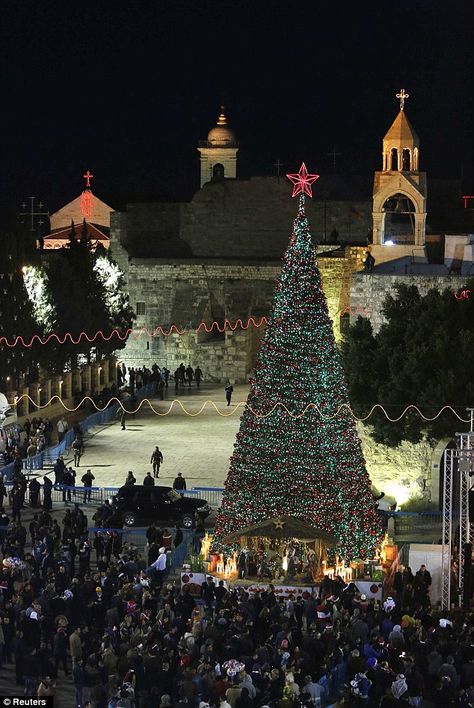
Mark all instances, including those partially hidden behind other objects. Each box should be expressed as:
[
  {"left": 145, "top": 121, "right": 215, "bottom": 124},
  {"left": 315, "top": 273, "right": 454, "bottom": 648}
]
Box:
[{"left": 2, "top": 0, "right": 473, "bottom": 222}]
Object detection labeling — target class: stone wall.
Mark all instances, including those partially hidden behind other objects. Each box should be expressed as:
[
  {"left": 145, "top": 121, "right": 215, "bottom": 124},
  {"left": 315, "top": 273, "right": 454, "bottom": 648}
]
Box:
[
  {"left": 117, "top": 260, "right": 280, "bottom": 381},
  {"left": 109, "top": 177, "right": 372, "bottom": 261},
  {"left": 350, "top": 273, "right": 468, "bottom": 333},
  {"left": 114, "top": 250, "right": 366, "bottom": 381},
  {"left": 358, "top": 423, "right": 433, "bottom": 506}
]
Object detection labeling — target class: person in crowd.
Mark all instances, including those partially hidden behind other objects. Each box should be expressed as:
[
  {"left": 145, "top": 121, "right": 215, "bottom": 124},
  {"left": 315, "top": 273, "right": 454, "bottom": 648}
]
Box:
[
  {"left": 81, "top": 469, "right": 95, "bottom": 503},
  {"left": 185, "top": 364, "right": 194, "bottom": 388},
  {"left": 143, "top": 471, "right": 155, "bottom": 487},
  {"left": 42, "top": 476, "right": 52, "bottom": 511},
  {"left": 125, "top": 470, "right": 136, "bottom": 486},
  {"left": 173, "top": 472, "right": 187, "bottom": 491},
  {"left": 225, "top": 381, "right": 234, "bottom": 406},
  {"left": 28, "top": 477, "right": 41, "bottom": 508},
  {"left": 194, "top": 365, "right": 203, "bottom": 387},
  {"left": 72, "top": 437, "right": 84, "bottom": 467},
  {"left": 363, "top": 250, "right": 375, "bottom": 273},
  {"left": 62, "top": 467, "right": 75, "bottom": 504},
  {"left": 56, "top": 416, "right": 68, "bottom": 443},
  {"left": 151, "top": 446, "right": 164, "bottom": 478}
]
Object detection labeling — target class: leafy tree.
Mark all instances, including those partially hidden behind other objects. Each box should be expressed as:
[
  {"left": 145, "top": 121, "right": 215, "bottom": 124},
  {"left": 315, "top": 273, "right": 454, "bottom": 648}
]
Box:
[{"left": 342, "top": 281, "right": 474, "bottom": 446}]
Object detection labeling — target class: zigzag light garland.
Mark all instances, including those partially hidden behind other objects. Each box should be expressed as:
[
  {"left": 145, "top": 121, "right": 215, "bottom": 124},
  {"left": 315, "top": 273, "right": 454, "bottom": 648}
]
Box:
[
  {"left": 12, "top": 393, "right": 472, "bottom": 423},
  {"left": 0, "top": 305, "right": 380, "bottom": 349}
]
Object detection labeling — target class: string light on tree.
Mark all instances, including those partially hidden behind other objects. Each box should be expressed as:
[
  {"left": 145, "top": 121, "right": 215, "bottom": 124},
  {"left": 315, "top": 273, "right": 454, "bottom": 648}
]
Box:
[{"left": 213, "top": 164, "right": 382, "bottom": 560}]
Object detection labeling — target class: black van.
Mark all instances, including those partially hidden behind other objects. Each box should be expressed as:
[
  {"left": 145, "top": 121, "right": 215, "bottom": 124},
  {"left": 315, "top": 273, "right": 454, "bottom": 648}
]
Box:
[{"left": 111, "top": 485, "right": 211, "bottom": 528}]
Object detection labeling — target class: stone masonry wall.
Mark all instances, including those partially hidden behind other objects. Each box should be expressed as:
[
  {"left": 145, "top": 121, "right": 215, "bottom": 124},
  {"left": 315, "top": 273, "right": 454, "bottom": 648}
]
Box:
[
  {"left": 114, "top": 252, "right": 363, "bottom": 381},
  {"left": 350, "top": 273, "right": 468, "bottom": 333}
]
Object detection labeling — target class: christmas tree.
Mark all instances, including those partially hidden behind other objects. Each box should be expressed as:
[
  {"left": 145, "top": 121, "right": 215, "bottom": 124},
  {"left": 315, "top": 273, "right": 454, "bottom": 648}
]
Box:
[{"left": 214, "top": 165, "right": 382, "bottom": 559}]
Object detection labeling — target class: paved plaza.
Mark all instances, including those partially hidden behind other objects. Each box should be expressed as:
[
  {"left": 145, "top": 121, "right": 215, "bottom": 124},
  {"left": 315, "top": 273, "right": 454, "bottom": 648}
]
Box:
[{"left": 71, "top": 383, "right": 248, "bottom": 490}]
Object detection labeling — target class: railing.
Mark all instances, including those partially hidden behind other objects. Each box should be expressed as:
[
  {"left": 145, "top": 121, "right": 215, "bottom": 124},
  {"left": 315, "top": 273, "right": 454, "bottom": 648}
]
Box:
[
  {"left": 184, "top": 486, "right": 223, "bottom": 508},
  {"left": 87, "top": 527, "right": 193, "bottom": 572},
  {"left": 1, "top": 383, "right": 156, "bottom": 482},
  {"left": 387, "top": 511, "right": 444, "bottom": 538}
]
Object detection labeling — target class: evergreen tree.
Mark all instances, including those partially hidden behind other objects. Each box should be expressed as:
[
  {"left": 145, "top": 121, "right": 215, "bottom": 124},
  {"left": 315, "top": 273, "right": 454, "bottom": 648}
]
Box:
[
  {"left": 40, "top": 237, "right": 135, "bottom": 372},
  {"left": 0, "top": 230, "right": 43, "bottom": 390},
  {"left": 342, "top": 281, "right": 474, "bottom": 446},
  {"left": 214, "top": 194, "right": 381, "bottom": 560}
]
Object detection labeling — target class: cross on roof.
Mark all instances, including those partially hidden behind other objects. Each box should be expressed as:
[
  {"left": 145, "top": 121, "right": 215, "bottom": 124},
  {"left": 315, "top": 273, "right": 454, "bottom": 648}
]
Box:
[
  {"left": 327, "top": 147, "right": 342, "bottom": 172},
  {"left": 396, "top": 88, "right": 409, "bottom": 110},
  {"left": 83, "top": 170, "right": 94, "bottom": 188},
  {"left": 17, "top": 196, "right": 49, "bottom": 232},
  {"left": 273, "top": 158, "right": 284, "bottom": 182}
]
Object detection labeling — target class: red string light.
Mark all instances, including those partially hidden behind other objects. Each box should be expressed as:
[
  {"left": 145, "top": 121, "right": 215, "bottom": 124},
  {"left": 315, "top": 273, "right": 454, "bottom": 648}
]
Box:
[
  {"left": 453, "top": 289, "right": 471, "bottom": 300},
  {"left": 0, "top": 316, "right": 269, "bottom": 348},
  {"left": 0, "top": 306, "right": 371, "bottom": 349}
]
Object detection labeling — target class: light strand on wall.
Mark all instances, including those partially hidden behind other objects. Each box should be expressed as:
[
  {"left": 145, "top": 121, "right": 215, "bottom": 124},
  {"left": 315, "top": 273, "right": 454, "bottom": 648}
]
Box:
[
  {"left": 12, "top": 394, "right": 472, "bottom": 423},
  {"left": 0, "top": 303, "right": 380, "bottom": 349}
]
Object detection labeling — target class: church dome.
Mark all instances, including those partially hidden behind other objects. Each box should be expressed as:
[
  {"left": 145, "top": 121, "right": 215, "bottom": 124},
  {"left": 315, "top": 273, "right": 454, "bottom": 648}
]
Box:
[
  {"left": 207, "top": 108, "right": 236, "bottom": 146},
  {"left": 384, "top": 110, "right": 419, "bottom": 147}
]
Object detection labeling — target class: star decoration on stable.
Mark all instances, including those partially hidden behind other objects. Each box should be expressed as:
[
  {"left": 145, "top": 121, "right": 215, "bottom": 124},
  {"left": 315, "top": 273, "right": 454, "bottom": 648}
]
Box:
[
  {"left": 273, "top": 518, "right": 285, "bottom": 529},
  {"left": 286, "top": 163, "right": 319, "bottom": 198}
]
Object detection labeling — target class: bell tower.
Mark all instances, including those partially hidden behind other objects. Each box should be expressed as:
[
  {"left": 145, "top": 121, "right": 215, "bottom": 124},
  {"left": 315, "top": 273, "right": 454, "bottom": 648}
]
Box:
[
  {"left": 198, "top": 107, "right": 239, "bottom": 188},
  {"left": 372, "top": 90, "right": 427, "bottom": 248}
]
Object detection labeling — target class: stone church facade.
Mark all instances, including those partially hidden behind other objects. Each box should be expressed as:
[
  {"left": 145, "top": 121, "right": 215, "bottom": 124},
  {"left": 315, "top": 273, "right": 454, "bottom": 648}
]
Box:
[{"left": 108, "top": 102, "right": 472, "bottom": 381}]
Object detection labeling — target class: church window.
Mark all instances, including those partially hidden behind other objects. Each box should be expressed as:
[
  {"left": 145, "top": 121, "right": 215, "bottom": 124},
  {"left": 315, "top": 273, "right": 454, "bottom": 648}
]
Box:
[
  {"left": 136, "top": 301, "right": 146, "bottom": 316},
  {"left": 402, "top": 149, "right": 411, "bottom": 171},
  {"left": 390, "top": 148, "right": 398, "bottom": 171},
  {"left": 212, "top": 163, "right": 225, "bottom": 180}
]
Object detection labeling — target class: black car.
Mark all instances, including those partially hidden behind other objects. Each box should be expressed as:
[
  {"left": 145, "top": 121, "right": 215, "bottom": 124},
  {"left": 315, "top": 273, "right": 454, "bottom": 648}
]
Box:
[{"left": 111, "top": 485, "right": 211, "bottom": 528}]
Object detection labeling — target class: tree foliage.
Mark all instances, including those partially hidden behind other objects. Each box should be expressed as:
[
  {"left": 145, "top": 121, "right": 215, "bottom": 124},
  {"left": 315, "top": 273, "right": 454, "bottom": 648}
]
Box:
[
  {"left": 40, "top": 228, "right": 135, "bottom": 372},
  {"left": 342, "top": 281, "right": 474, "bottom": 446},
  {"left": 0, "top": 228, "right": 45, "bottom": 390}
]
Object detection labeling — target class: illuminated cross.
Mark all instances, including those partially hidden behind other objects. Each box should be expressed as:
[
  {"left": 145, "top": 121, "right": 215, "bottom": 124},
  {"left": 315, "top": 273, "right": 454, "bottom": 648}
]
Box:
[
  {"left": 327, "top": 147, "right": 342, "bottom": 172},
  {"left": 83, "top": 170, "right": 94, "bottom": 188},
  {"left": 396, "top": 89, "right": 409, "bottom": 110}
]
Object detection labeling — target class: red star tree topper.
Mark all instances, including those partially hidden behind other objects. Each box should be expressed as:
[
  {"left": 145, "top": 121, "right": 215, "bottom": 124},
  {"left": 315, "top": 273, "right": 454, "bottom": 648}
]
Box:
[{"left": 286, "top": 162, "right": 319, "bottom": 198}]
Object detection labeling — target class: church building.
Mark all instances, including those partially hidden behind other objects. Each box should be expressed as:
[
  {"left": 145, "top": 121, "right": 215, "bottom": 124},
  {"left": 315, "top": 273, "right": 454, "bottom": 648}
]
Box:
[{"left": 41, "top": 98, "right": 473, "bottom": 381}]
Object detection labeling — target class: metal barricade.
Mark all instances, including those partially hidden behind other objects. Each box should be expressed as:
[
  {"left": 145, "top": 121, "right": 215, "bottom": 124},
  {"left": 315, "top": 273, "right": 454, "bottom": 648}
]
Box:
[{"left": 188, "top": 486, "right": 223, "bottom": 508}]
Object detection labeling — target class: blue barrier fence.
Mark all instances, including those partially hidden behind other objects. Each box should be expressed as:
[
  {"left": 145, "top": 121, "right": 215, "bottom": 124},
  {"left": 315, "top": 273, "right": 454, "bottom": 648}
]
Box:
[
  {"left": 1, "top": 382, "right": 156, "bottom": 482},
  {"left": 87, "top": 526, "right": 193, "bottom": 572}
]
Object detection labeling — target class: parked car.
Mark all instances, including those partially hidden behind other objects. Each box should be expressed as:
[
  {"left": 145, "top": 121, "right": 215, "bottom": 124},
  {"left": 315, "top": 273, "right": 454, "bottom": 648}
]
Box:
[{"left": 111, "top": 485, "right": 211, "bottom": 528}]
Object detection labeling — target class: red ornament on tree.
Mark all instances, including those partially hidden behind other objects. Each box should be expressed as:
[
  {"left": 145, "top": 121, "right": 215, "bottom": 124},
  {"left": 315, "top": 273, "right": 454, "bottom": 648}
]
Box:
[{"left": 286, "top": 162, "right": 319, "bottom": 198}]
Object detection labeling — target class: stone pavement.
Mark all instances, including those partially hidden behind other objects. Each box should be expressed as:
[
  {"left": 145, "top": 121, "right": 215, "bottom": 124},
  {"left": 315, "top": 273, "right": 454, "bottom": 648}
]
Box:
[{"left": 72, "top": 383, "right": 248, "bottom": 490}]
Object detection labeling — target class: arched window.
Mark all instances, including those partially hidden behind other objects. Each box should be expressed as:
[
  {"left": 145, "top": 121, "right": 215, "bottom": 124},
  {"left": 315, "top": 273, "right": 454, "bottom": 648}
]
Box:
[
  {"left": 212, "top": 163, "right": 224, "bottom": 180},
  {"left": 390, "top": 148, "right": 398, "bottom": 171},
  {"left": 402, "top": 148, "right": 411, "bottom": 171}
]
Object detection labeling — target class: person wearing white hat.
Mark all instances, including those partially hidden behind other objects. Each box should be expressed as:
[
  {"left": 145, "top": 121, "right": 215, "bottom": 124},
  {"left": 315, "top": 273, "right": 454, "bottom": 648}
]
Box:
[{"left": 147, "top": 546, "right": 167, "bottom": 586}]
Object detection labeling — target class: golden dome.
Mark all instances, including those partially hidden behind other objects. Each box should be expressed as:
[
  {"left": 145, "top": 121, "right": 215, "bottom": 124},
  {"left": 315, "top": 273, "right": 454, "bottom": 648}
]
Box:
[{"left": 207, "top": 107, "right": 236, "bottom": 146}]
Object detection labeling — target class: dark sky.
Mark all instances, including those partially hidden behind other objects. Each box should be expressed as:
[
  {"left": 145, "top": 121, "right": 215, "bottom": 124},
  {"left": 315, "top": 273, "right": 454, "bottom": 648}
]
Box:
[{"left": 2, "top": 0, "right": 473, "bottom": 220}]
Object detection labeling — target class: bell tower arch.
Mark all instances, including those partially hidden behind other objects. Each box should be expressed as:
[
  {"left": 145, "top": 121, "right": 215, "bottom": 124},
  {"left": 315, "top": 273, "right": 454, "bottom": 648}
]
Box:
[{"left": 372, "top": 90, "right": 427, "bottom": 247}]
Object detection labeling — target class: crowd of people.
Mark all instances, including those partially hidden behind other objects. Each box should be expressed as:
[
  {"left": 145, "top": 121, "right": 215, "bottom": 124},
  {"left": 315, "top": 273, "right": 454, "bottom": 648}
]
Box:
[
  {"left": 0, "top": 484, "right": 472, "bottom": 708},
  {"left": 117, "top": 362, "right": 205, "bottom": 401},
  {"left": 0, "top": 417, "right": 53, "bottom": 471},
  {"left": 173, "top": 364, "right": 203, "bottom": 395}
]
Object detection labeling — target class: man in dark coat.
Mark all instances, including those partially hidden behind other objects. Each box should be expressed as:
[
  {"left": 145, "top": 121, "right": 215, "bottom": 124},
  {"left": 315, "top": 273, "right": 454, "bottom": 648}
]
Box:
[{"left": 29, "top": 478, "right": 41, "bottom": 508}]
